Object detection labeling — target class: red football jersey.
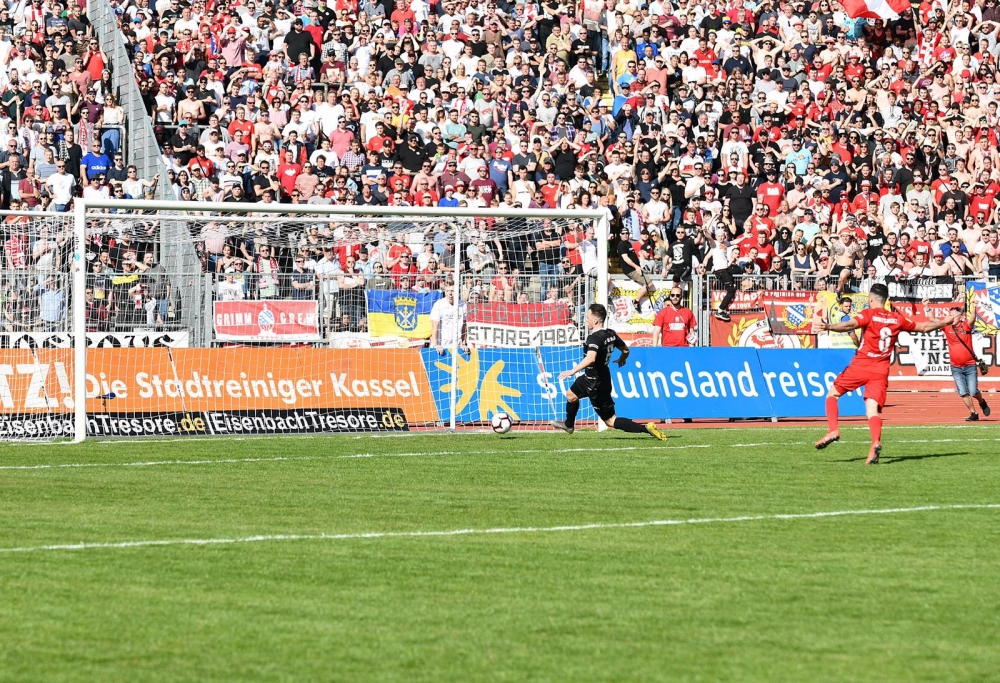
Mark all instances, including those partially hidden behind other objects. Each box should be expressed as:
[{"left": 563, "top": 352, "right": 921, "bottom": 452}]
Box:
[
  {"left": 854, "top": 307, "right": 916, "bottom": 363},
  {"left": 653, "top": 306, "right": 697, "bottom": 347},
  {"left": 943, "top": 319, "right": 976, "bottom": 367}
]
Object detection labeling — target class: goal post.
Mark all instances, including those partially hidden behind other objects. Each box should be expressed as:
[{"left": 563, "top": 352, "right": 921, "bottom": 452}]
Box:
[{"left": 0, "top": 199, "right": 610, "bottom": 442}]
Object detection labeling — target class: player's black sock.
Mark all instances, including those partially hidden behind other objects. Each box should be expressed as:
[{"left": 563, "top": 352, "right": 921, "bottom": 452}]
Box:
[
  {"left": 565, "top": 401, "right": 579, "bottom": 429},
  {"left": 612, "top": 417, "right": 647, "bottom": 434}
]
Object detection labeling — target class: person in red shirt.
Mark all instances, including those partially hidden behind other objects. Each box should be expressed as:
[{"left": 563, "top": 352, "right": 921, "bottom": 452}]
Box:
[
  {"left": 276, "top": 148, "right": 301, "bottom": 199},
  {"left": 850, "top": 180, "right": 879, "bottom": 215},
  {"left": 968, "top": 182, "right": 994, "bottom": 218},
  {"left": 652, "top": 287, "right": 696, "bottom": 347},
  {"left": 815, "top": 284, "right": 961, "bottom": 464},
  {"left": 942, "top": 305, "right": 991, "bottom": 421},
  {"left": 389, "top": 252, "right": 418, "bottom": 286},
  {"left": 750, "top": 230, "right": 775, "bottom": 270},
  {"left": 756, "top": 170, "right": 785, "bottom": 216},
  {"left": 745, "top": 203, "right": 776, "bottom": 240},
  {"left": 385, "top": 235, "right": 412, "bottom": 270},
  {"left": 227, "top": 106, "right": 255, "bottom": 142}
]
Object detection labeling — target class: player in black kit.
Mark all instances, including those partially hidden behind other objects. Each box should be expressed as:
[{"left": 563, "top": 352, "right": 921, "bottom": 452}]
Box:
[{"left": 551, "top": 303, "right": 667, "bottom": 440}]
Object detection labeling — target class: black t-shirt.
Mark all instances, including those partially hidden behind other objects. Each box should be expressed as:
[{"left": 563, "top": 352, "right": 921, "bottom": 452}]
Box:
[
  {"left": 668, "top": 235, "right": 695, "bottom": 270},
  {"left": 583, "top": 328, "right": 622, "bottom": 380},
  {"left": 394, "top": 143, "right": 427, "bottom": 173},
  {"left": 616, "top": 239, "right": 638, "bottom": 272},
  {"left": 939, "top": 190, "right": 968, "bottom": 218},
  {"left": 550, "top": 147, "right": 577, "bottom": 180},
  {"left": 749, "top": 141, "right": 780, "bottom": 171},
  {"left": 864, "top": 230, "right": 885, "bottom": 264},
  {"left": 535, "top": 228, "right": 561, "bottom": 265},
  {"left": 664, "top": 177, "right": 685, "bottom": 212},
  {"left": 728, "top": 183, "right": 756, "bottom": 220},
  {"left": 284, "top": 29, "right": 314, "bottom": 63},
  {"left": 569, "top": 38, "right": 592, "bottom": 66},
  {"left": 169, "top": 132, "right": 196, "bottom": 165}
]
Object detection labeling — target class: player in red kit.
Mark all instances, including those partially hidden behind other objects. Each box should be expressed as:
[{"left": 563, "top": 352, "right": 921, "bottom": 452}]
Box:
[{"left": 814, "top": 283, "right": 961, "bottom": 464}]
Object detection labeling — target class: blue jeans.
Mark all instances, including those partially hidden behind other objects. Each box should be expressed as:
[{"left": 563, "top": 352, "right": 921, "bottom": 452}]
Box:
[
  {"left": 952, "top": 364, "right": 979, "bottom": 397},
  {"left": 670, "top": 206, "right": 682, "bottom": 234},
  {"left": 101, "top": 128, "right": 121, "bottom": 156},
  {"left": 595, "top": 33, "right": 610, "bottom": 72},
  {"left": 538, "top": 262, "right": 558, "bottom": 296}
]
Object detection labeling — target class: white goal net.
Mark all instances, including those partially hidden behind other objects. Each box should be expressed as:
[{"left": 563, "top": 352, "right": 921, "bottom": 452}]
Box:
[{"left": 0, "top": 201, "right": 608, "bottom": 441}]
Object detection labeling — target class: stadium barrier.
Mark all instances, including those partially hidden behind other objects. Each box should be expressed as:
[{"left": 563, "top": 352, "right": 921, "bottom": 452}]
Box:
[
  {"left": 0, "top": 347, "right": 864, "bottom": 438},
  {"left": 706, "top": 279, "right": 1000, "bottom": 386}
]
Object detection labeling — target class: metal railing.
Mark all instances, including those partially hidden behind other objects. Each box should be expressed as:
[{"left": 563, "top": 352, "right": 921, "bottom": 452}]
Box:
[
  {"left": 89, "top": 0, "right": 204, "bottom": 338},
  {"left": 88, "top": 0, "right": 172, "bottom": 204}
]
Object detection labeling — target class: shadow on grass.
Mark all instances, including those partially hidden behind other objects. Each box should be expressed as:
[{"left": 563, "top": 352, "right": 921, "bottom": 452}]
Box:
[
  {"left": 829, "top": 452, "right": 969, "bottom": 464},
  {"left": 881, "top": 452, "right": 969, "bottom": 465}
]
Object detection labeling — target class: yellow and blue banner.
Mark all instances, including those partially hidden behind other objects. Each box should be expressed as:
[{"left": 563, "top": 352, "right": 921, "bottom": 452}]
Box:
[
  {"left": 419, "top": 347, "right": 864, "bottom": 422},
  {"left": 366, "top": 290, "right": 443, "bottom": 338}
]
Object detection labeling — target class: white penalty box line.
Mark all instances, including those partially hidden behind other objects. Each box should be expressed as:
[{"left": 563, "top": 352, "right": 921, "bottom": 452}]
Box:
[{"left": 1, "top": 504, "right": 997, "bottom": 555}]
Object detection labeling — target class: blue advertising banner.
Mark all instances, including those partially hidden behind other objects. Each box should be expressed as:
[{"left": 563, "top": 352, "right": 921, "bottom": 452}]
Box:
[
  {"left": 604, "top": 347, "right": 775, "bottom": 420},
  {"left": 419, "top": 347, "right": 865, "bottom": 423},
  {"left": 420, "top": 347, "right": 596, "bottom": 424},
  {"left": 756, "top": 349, "right": 864, "bottom": 418}
]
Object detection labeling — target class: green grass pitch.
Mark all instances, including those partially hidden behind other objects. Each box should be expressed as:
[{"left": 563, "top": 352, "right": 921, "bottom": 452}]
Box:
[{"left": 1, "top": 426, "right": 999, "bottom": 682}]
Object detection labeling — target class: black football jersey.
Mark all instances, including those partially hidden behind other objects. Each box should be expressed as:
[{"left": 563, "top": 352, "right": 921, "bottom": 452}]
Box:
[{"left": 583, "top": 328, "right": 621, "bottom": 379}]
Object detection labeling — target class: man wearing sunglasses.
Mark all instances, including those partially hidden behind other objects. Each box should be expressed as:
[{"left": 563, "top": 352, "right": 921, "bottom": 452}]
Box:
[{"left": 652, "top": 287, "right": 697, "bottom": 347}]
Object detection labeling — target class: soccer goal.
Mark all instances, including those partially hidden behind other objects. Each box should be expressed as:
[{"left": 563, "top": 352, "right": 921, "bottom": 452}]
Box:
[{"left": 0, "top": 200, "right": 609, "bottom": 441}]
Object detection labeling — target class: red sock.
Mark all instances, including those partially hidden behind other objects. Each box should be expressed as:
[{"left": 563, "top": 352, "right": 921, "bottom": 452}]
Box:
[
  {"left": 869, "top": 416, "right": 883, "bottom": 445},
  {"left": 826, "top": 396, "right": 839, "bottom": 433}
]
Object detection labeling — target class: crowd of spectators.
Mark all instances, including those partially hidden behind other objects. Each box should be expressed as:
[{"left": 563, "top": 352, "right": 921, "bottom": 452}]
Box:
[
  {"left": 117, "top": 0, "right": 1000, "bottom": 308},
  {"left": 203, "top": 215, "right": 595, "bottom": 332},
  {"left": 7, "top": 0, "right": 1000, "bottom": 333}
]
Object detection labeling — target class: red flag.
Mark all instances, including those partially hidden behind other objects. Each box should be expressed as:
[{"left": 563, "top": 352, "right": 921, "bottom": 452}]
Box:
[{"left": 839, "top": 0, "right": 909, "bottom": 19}]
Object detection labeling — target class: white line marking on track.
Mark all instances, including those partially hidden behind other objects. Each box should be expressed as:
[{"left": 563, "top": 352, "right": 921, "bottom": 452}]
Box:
[
  {"left": 0, "top": 444, "right": 711, "bottom": 471},
  {"left": 1, "top": 504, "right": 996, "bottom": 554}
]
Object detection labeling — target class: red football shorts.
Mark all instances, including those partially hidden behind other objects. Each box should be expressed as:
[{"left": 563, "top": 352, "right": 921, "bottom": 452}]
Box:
[{"left": 833, "top": 359, "right": 889, "bottom": 407}]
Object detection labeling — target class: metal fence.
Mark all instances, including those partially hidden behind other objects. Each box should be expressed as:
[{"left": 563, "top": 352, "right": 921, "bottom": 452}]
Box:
[{"left": 4, "top": 262, "right": 597, "bottom": 346}]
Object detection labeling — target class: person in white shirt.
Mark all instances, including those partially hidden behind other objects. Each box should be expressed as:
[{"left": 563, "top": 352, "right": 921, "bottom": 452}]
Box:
[
  {"left": 44, "top": 162, "right": 75, "bottom": 211},
  {"left": 429, "top": 286, "right": 466, "bottom": 354},
  {"left": 217, "top": 272, "right": 246, "bottom": 300},
  {"left": 313, "top": 245, "right": 343, "bottom": 320},
  {"left": 580, "top": 226, "right": 598, "bottom": 276}
]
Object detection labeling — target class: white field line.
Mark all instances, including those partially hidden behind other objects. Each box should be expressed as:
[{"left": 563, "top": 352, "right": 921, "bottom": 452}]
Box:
[
  {"left": 1, "top": 504, "right": 996, "bottom": 555},
  {"left": 3, "top": 436, "right": 999, "bottom": 472},
  {"left": 52, "top": 422, "right": 996, "bottom": 446},
  {"left": 0, "top": 444, "right": 711, "bottom": 471}
]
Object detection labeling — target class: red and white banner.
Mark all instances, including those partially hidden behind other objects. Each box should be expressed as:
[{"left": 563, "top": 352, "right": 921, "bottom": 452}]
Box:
[
  {"left": 710, "top": 313, "right": 814, "bottom": 349},
  {"left": 710, "top": 289, "right": 815, "bottom": 315},
  {"left": 840, "top": 0, "right": 908, "bottom": 19},
  {"left": 214, "top": 301, "right": 320, "bottom": 342},
  {"left": 467, "top": 302, "right": 581, "bottom": 347}
]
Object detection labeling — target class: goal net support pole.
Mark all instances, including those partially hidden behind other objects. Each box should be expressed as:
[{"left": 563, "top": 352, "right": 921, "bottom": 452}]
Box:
[
  {"left": 449, "top": 217, "right": 461, "bottom": 432},
  {"left": 596, "top": 213, "right": 610, "bottom": 432},
  {"left": 73, "top": 201, "right": 88, "bottom": 443}
]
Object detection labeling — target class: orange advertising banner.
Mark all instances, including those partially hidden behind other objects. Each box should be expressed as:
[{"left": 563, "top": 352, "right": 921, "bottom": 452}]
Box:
[{"left": 0, "top": 348, "right": 438, "bottom": 424}]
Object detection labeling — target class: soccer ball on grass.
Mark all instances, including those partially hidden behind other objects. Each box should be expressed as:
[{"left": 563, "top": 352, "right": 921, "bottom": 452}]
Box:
[{"left": 490, "top": 412, "right": 512, "bottom": 434}]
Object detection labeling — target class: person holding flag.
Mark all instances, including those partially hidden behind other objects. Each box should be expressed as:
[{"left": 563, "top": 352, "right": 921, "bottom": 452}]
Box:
[{"left": 942, "top": 303, "right": 991, "bottom": 422}]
